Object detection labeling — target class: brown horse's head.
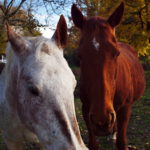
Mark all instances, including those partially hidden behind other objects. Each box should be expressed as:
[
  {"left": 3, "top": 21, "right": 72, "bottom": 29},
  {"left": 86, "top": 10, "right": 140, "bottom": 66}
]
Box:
[{"left": 71, "top": 2, "right": 124, "bottom": 135}]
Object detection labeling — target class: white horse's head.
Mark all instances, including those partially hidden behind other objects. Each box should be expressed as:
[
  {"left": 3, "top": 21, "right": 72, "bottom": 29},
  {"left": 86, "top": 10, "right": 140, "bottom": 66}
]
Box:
[{"left": 6, "top": 15, "right": 87, "bottom": 150}]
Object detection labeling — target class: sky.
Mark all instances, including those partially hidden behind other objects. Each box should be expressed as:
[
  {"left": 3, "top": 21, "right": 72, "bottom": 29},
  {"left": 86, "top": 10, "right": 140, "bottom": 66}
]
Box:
[
  {"left": 36, "top": 14, "right": 60, "bottom": 38},
  {"left": 32, "top": 1, "right": 72, "bottom": 38},
  {"left": 38, "top": 15, "right": 70, "bottom": 39},
  {"left": 40, "top": 27, "right": 54, "bottom": 38},
  {"left": 0, "top": 0, "right": 74, "bottom": 38}
]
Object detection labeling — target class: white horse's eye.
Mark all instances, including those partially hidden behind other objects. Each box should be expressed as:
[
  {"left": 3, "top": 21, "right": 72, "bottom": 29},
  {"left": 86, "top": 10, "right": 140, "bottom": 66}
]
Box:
[{"left": 28, "top": 84, "right": 39, "bottom": 97}]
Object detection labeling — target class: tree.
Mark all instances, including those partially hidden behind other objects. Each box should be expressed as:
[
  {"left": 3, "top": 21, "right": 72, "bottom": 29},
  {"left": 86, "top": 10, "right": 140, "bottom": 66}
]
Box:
[
  {"left": 0, "top": 0, "right": 73, "bottom": 54},
  {"left": 118, "top": 0, "right": 150, "bottom": 61},
  {"left": 0, "top": 0, "right": 43, "bottom": 54}
]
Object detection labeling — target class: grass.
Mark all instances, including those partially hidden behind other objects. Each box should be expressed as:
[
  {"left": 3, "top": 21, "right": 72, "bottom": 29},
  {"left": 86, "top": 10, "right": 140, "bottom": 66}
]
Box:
[
  {"left": 0, "top": 71, "right": 150, "bottom": 150},
  {"left": 127, "top": 71, "right": 150, "bottom": 150}
]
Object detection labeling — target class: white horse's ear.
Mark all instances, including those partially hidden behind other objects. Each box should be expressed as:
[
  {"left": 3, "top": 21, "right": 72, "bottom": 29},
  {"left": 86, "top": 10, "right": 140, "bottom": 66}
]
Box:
[
  {"left": 52, "top": 15, "right": 67, "bottom": 48},
  {"left": 71, "top": 4, "right": 86, "bottom": 29},
  {"left": 6, "top": 24, "right": 27, "bottom": 54},
  {"left": 107, "top": 2, "right": 124, "bottom": 28}
]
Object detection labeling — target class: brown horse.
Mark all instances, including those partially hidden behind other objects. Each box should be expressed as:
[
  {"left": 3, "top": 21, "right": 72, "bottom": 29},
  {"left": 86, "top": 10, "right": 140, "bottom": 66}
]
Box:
[{"left": 71, "top": 2, "right": 145, "bottom": 150}]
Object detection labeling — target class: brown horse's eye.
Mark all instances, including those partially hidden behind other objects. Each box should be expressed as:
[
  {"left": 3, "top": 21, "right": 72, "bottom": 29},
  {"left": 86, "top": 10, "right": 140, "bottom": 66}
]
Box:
[
  {"left": 28, "top": 84, "right": 39, "bottom": 96},
  {"left": 112, "top": 47, "right": 120, "bottom": 58},
  {"left": 115, "top": 50, "right": 120, "bottom": 57}
]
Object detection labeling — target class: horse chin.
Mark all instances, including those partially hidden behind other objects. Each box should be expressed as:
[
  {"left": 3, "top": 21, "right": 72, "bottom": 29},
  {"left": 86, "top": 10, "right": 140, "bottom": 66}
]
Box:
[
  {"left": 92, "top": 126, "right": 113, "bottom": 136},
  {"left": 94, "top": 130, "right": 112, "bottom": 136}
]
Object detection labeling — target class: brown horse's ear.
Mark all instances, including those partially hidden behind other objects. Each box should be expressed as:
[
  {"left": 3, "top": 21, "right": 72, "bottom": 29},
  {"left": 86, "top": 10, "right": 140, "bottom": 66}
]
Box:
[
  {"left": 52, "top": 15, "right": 67, "bottom": 48},
  {"left": 71, "top": 4, "right": 86, "bottom": 29},
  {"left": 6, "top": 24, "right": 27, "bottom": 54},
  {"left": 107, "top": 2, "right": 124, "bottom": 28}
]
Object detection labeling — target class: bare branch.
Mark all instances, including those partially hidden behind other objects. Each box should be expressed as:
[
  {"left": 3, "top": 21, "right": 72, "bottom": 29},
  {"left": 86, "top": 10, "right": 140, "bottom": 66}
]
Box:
[
  {"left": 6, "top": 0, "right": 15, "bottom": 13},
  {"left": 8, "top": 18, "right": 27, "bottom": 23},
  {"left": 0, "top": 4, "right": 5, "bottom": 14},
  {"left": 138, "top": 10, "right": 144, "bottom": 29},
  {"left": 7, "top": 0, "right": 15, "bottom": 9},
  {"left": 8, "top": 0, "right": 26, "bottom": 17},
  {"left": 4, "top": 0, "right": 8, "bottom": 8}
]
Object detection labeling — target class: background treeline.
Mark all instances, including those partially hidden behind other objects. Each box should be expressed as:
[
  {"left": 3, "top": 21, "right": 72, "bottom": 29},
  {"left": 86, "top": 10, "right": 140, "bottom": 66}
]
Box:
[{"left": 0, "top": 0, "right": 150, "bottom": 69}]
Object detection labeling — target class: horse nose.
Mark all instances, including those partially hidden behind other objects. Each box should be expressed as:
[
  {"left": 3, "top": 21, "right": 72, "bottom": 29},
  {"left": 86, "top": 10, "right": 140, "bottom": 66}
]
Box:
[
  {"left": 108, "top": 112, "right": 116, "bottom": 128},
  {"left": 89, "top": 112, "right": 116, "bottom": 128}
]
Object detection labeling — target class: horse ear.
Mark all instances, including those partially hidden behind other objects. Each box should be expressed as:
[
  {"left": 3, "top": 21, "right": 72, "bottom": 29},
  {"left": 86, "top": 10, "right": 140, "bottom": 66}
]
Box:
[
  {"left": 6, "top": 24, "right": 27, "bottom": 54},
  {"left": 71, "top": 4, "right": 86, "bottom": 29},
  {"left": 107, "top": 2, "right": 124, "bottom": 28},
  {"left": 52, "top": 15, "right": 67, "bottom": 48}
]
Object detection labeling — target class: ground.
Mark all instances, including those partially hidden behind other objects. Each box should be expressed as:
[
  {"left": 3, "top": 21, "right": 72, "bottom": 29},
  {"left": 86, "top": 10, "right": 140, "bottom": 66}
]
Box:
[{"left": 0, "top": 71, "right": 150, "bottom": 150}]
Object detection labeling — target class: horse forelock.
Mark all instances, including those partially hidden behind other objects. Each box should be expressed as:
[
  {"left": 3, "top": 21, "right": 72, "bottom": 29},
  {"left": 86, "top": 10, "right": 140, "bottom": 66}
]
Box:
[
  {"left": 79, "top": 17, "right": 116, "bottom": 55},
  {"left": 82, "top": 17, "right": 111, "bottom": 34}
]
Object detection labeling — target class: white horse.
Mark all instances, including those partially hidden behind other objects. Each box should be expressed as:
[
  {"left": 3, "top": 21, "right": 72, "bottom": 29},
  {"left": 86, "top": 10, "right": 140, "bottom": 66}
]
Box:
[{"left": 0, "top": 15, "right": 88, "bottom": 150}]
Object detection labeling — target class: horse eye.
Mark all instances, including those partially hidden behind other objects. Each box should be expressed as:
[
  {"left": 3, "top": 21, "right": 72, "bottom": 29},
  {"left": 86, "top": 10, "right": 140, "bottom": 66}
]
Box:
[
  {"left": 114, "top": 50, "right": 120, "bottom": 57},
  {"left": 28, "top": 84, "right": 39, "bottom": 96}
]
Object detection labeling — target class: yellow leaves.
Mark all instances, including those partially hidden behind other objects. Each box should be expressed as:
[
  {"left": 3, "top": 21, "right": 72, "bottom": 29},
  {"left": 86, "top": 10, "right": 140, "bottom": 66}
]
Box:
[{"left": 138, "top": 43, "right": 150, "bottom": 62}]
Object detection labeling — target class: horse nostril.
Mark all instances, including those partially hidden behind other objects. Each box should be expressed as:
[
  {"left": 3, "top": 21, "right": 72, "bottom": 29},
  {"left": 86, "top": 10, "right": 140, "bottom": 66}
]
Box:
[
  {"left": 108, "top": 112, "right": 116, "bottom": 128},
  {"left": 89, "top": 114, "right": 102, "bottom": 127}
]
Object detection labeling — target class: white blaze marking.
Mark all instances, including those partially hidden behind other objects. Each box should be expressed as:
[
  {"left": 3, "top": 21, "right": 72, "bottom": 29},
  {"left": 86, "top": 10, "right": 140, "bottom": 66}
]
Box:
[
  {"left": 112, "top": 131, "right": 117, "bottom": 140},
  {"left": 92, "top": 37, "right": 100, "bottom": 51}
]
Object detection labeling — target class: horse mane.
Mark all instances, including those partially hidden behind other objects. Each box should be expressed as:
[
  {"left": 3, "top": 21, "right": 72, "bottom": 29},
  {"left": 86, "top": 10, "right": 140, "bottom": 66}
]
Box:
[
  {"left": 84, "top": 17, "right": 109, "bottom": 33},
  {"left": 118, "top": 42, "right": 138, "bottom": 57}
]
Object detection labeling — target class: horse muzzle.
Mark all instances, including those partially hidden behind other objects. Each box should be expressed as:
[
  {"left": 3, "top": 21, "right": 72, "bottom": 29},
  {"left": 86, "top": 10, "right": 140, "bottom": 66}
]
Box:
[{"left": 89, "top": 112, "right": 116, "bottom": 136}]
